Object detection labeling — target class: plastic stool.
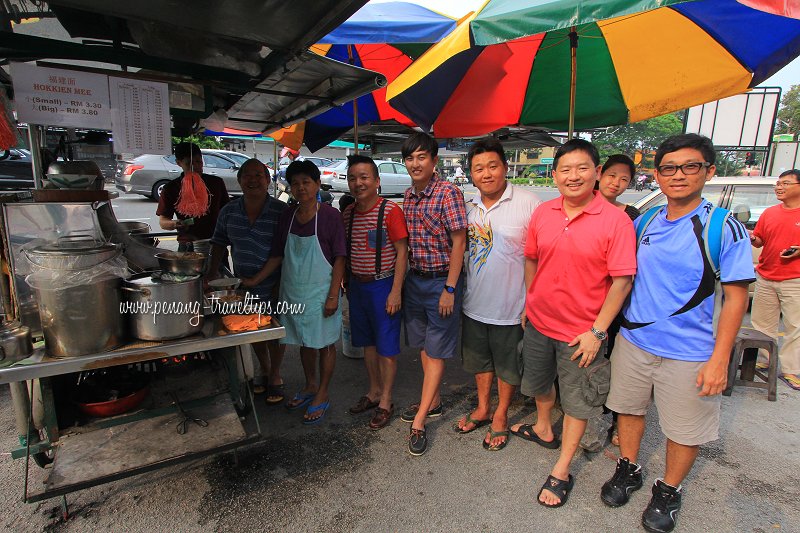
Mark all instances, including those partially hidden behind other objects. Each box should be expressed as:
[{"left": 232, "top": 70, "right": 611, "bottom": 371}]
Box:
[{"left": 723, "top": 328, "right": 779, "bottom": 401}]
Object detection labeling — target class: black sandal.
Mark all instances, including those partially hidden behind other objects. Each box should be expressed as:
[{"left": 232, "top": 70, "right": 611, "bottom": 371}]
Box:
[{"left": 537, "top": 474, "right": 574, "bottom": 508}]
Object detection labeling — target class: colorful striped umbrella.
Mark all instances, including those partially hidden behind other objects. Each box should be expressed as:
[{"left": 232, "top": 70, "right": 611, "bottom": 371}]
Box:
[{"left": 387, "top": 0, "right": 800, "bottom": 139}]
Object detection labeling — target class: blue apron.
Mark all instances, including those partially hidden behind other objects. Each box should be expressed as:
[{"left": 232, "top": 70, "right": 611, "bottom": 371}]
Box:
[{"left": 279, "top": 205, "right": 342, "bottom": 348}]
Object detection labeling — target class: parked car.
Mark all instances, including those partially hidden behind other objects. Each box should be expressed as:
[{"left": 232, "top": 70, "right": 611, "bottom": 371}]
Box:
[
  {"left": 116, "top": 150, "right": 274, "bottom": 200},
  {"left": 276, "top": 156, "right": 334, "bottom": 180},
  {"left": 0, "top": 148, "right": 35, "bottom": 190},
  {"left": 326, "top": 159, "right": 411, "bottom": 196},
  {"left": 320, "top": 159, "right": 349, "bottom": 191},
  {"left": 633, "top": 176, "right": 779, "bottom": 295}
]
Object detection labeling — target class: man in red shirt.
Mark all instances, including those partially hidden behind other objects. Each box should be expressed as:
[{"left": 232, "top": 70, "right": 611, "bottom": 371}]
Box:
[
  {"left": 400, "top": 132, "right": 468, "bottom": 456},
  {"left": 750, "top": 169, "right": 800, "bottom": 390},
  {"left": 514, "top": 138, "right": 636, "bottom": 507},
  {"left": 342, "top": 155, "right": 409, "bottom": 429}
]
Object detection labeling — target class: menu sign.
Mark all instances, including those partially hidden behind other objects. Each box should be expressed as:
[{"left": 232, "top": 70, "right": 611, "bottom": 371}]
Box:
[
  {"left": 109, "top": 77, "right": 171, "bottom": 155},
  {"left": 11, "top": 63, "right": 112, "bottom": 129}
]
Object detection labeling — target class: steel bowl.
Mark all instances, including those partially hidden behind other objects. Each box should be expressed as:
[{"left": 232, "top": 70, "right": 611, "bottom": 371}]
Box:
[
  {"left": 208, "top": 277, "right": 241, "bottom": 290},
  {"left": 155, "top": 251, "right": 207, "bottom": 276}
]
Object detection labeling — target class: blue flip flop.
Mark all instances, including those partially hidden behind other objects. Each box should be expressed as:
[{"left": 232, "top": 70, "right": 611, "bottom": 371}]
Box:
[
  {"left": 286, "top": 392, "right": 314, "bottom": 411},
  {"left": 303, "top": 400, "right": 330, "bottom": 425}
]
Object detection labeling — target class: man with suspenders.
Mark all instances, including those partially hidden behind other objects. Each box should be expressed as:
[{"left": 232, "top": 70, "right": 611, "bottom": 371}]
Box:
[{"left": 342, "top": 155, "right": 409, "bottom": 430}]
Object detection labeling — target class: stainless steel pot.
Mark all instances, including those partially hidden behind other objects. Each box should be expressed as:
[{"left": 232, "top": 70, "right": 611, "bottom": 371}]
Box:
[
  {"left": 122, "top": 273, "right": 204, "bottom": 341},
  {"left": 118, "top": 221, "right": 158, "bottom": 247},
  {"left": 0, "top": 320, "right": 33, "bottom": 365},
  {"left": 25, "top": 236, "right": 121, "bottom": 271},
  {"left": 34, "top": 275, "right": 126, "bottom": 358},
  {"left": 155, "top": 252, "right": 207, "bottom": 276}
]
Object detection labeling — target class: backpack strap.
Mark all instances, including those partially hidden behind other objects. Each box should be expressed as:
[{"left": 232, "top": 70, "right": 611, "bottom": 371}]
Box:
[
  {"left": 702, "top": 205, "right": 730, "bottom": 279},
  {"left": 634, "top": 205, "right": 664, "bottom": 246},
  {"left": 375, "top": 199, "right": 388, "bottom": 274}
]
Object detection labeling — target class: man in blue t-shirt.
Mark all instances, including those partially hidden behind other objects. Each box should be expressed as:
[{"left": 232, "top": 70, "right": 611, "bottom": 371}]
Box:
[{"left": 601, "top": 134, "right": 755, "bottom": 533}]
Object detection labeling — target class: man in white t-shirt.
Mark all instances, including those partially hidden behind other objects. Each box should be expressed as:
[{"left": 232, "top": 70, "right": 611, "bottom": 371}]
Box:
[{"left": 454, "top": 139, "right": 541, "bottom": 451}]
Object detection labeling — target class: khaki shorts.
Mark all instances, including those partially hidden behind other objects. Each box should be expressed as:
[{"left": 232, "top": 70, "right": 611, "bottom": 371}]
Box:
[
  {"left": 520, "top": 323, "right": 610, "bottom": 420},
  {"left": 606, "top": 335, "right": 720, "bottom": 446},
  {"left": 461, "top": 315, "right": 523, "bottom": 386}
]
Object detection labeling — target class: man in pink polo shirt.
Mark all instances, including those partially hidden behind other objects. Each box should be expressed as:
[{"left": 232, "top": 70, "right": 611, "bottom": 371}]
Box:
[{"left": 511, "top": 138, "right": 637, "bottom": 508}]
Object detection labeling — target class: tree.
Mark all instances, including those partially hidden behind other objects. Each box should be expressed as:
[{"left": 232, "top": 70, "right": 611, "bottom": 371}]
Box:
[
  {"left": 170, "top": 133, "right": 224, "bottom": 149},
  {"left": 776, "top": 84, "right": 800, "bottom": 136},
  {"left": 591, "top": 112, "right": 684, "bottom": 169}
]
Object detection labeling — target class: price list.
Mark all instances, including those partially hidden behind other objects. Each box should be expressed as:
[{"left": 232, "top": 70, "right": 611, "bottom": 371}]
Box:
[
  {"left": 109, "top": 77, "right": 171, "bottom": 155},
  {"left": 11, "top": 63, "right": 112, "bottom": 129}
]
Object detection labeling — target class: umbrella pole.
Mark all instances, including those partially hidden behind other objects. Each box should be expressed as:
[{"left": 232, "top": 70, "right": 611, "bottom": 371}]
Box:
[
  {"left": 568, "top": 27, "right": 578, "bottom": 140},
  {"left": 348, "top": 44, "right": 359, "bottom": 155}
]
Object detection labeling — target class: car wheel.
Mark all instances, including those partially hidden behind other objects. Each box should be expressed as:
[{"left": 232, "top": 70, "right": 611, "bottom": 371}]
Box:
[{"left": 151, "top": 180, "right": 169, "bottom": 201}]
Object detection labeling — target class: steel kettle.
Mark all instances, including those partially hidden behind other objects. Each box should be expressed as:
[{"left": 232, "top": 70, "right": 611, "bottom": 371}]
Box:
[{"left": 0, "top": 318, "right": 33, "bottom": 364}]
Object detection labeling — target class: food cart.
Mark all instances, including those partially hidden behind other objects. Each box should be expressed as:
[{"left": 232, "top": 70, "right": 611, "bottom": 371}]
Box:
[
  {"left": 0, "top": 0, "right": 387, "bottom": 516},
  {"left": 0, "top": 187, "right": 285, "bottom": 516}
]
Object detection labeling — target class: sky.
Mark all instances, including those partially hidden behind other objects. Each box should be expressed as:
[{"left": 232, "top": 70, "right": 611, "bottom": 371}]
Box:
[{"left": 370, "top": 0, "right": 800, "bottom": 93}]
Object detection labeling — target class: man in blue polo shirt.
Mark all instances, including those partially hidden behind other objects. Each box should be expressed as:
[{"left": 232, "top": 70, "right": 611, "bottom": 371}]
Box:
[
  {"left": 209, "top": 158, "right": 288, "bottom": 404},
  {"left": 601, "top": 134, "right": 755, "bottom": 533}
]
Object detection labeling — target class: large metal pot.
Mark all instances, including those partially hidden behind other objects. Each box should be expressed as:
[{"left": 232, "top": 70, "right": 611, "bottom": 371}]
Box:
[
  {"left": 25, "top": 236, "right": 120, "bottom": 271},
  {"left": 26, "top": 238, "right": 126, "bottom": 358},
  {"left": 122, "top": 273, "right": 204, "bottom": 341},
  {"left": 118, "top": 221, "right": 158, "bottom": 247},
  {"left": 33, "top": 274, "right": 126, "bottom": 357}
]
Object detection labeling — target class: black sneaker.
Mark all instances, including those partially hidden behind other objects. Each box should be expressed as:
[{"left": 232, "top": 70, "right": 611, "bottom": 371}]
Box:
[
  {"left": 407, "top": 427, "right": 427, "bottom": 456},
  {"left": 400, "top": 403, "right": 442, "bottom": 423},
  {"left": 601, "top": 457, "right": 643, "bottom": 507},
  {"left": 642, "top": 479, "right": 682, "bottom": 533}
]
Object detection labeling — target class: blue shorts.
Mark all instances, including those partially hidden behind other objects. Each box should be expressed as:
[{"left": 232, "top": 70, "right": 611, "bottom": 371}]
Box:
[
  {"left": 403, "top": 273, "right": 463, "bottom": 359},
  {"left": 348, "top": 276, "right": 401, "bottom": 357}
]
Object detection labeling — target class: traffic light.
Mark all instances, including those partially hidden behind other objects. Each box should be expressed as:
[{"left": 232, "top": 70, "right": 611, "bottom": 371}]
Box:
[{"left": 745, "top": 152, "right": 757, "bottom": 166}]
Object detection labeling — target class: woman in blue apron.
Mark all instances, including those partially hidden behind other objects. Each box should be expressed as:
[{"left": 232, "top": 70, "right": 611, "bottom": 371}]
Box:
[{"left": 268, "top": 160, "right": 346, "bottom": 424}]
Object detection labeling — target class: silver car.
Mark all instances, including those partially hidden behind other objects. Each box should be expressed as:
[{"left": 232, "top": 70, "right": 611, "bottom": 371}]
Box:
[
  {"left": 116, "top": 150, "right": 259, "bottom": 200},
  {"left": 327, "top": 159, "right": 411, "bottom": 196}
]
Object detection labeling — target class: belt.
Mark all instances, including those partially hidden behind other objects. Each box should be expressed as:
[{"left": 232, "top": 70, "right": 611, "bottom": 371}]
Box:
[
  {"left": 351, "top": 270, "right": 395, "bottom": 283},
  {"left": 410, "top": 268, "right": 449, "bottom": 279}
]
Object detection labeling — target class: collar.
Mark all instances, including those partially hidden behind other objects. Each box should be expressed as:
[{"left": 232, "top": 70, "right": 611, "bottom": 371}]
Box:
[
  {"left": 551, "top": 190, "right": 606, "bottom": 215},
  {"left": 411, "top": 175, "right": 439, "bottom": 198},
  {"left": 469, "top": 182, "right": 513, "bottom": 211}
]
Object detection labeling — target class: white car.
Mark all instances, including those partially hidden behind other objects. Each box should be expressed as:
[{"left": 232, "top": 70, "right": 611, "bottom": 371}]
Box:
[
  {"left": 634, "top": 176, "right": 779, "bottom": 296},
  {"left": 326, "top": 159, "right": 411, "bottom": 196}
]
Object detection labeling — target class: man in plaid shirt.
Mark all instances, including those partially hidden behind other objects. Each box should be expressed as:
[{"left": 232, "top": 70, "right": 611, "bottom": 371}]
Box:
[{"left": 400, "top": 132, "right": 468, "bottom": 456}]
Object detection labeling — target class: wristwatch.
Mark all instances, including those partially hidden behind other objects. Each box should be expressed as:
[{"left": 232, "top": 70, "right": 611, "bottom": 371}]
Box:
[
  {"left": 444, "top": 285, "right": 456, "bottom": 294},
  {"left": 590, "top": 327, "right": 608, "bottom": 341}
]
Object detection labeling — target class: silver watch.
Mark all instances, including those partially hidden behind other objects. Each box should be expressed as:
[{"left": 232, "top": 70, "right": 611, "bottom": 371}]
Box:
[{"left": 590, "top": 327, "right": 607, "bottom": 341}]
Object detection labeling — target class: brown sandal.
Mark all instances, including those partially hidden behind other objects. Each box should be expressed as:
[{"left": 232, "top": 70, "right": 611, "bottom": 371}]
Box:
[{"left": 349, "top": 395, "right": 379, "bottom": 414}]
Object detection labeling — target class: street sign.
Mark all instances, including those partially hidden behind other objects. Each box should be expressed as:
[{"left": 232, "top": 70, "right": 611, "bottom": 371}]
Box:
[{"left": 540, "top": 157, "right": 554, "bottom": 164}]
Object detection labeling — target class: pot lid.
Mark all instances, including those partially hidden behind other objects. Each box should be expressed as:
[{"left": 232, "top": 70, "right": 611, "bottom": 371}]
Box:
[
  {"left": 125, "top": 271, "right": 201, "bottom": 286},
  {"left": 30, "top": 239, "right": 117, "bottom": 257}
]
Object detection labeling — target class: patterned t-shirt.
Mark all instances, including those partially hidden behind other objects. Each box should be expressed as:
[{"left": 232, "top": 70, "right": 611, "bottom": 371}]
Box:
[
  {"left": 621, "top": 199, "right": 756, "bottom": 361},
  {"left": 343, "top": 199, "right": 408, "bottom": 276}
]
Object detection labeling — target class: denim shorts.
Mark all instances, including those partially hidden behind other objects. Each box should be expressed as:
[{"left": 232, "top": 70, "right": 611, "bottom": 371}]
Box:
[
  {"left": 403, "top": 273, "right": 463, "bottom": 359},
  {"left": 348, "top": 276, "right": 401, "bottom": 357}
]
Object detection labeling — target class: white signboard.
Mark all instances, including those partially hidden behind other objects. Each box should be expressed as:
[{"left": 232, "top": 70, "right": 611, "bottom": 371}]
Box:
[
  {"left": 11, "top": 63, "right": 112, "bottom": 129},
  {"left": 684, "top": 88, "right": 780, "bottom": 148},
  {"left": 109, "top": 77, "right": 172, "bottom": 155}
]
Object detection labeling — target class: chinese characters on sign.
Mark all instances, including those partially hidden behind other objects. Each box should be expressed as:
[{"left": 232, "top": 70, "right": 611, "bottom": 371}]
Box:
[
  {"left": 109, "top": 77, "right": 171, "bottom": 156},
  {"left": 11, "top": 63, "right": 112, "bottom": 129}
]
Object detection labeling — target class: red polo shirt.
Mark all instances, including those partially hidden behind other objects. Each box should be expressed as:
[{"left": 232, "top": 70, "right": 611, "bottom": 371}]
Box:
[{"left": 524, "top": 192, "right": 637, "bottom": 342}]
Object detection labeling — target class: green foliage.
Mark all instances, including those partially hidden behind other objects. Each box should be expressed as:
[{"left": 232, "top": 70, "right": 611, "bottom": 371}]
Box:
[
  {"left": 592, "top": 112, "right": 684, "bottom": 167},
  {"left": 171, "top": 134, "right": 224, "bottom": 149},
  {"left": 776, "top": 85, "right": 800, "bottom": 135}
]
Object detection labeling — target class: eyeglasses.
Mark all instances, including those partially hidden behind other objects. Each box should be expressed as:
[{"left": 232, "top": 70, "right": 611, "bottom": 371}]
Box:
[
  {"left": 656, "top": 162, "right": 711, "bottom": 176},
  {"left": 775, "top": 181, "right": 800, "bottom": 188}
]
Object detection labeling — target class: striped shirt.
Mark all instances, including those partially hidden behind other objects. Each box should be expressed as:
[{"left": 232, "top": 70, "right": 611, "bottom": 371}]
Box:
[
  {"left": 211, "top": 196, "right": 287, "bottom": 294},
  {"left": 343, "top": 199, "right": 408, "bottom": 276}
]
